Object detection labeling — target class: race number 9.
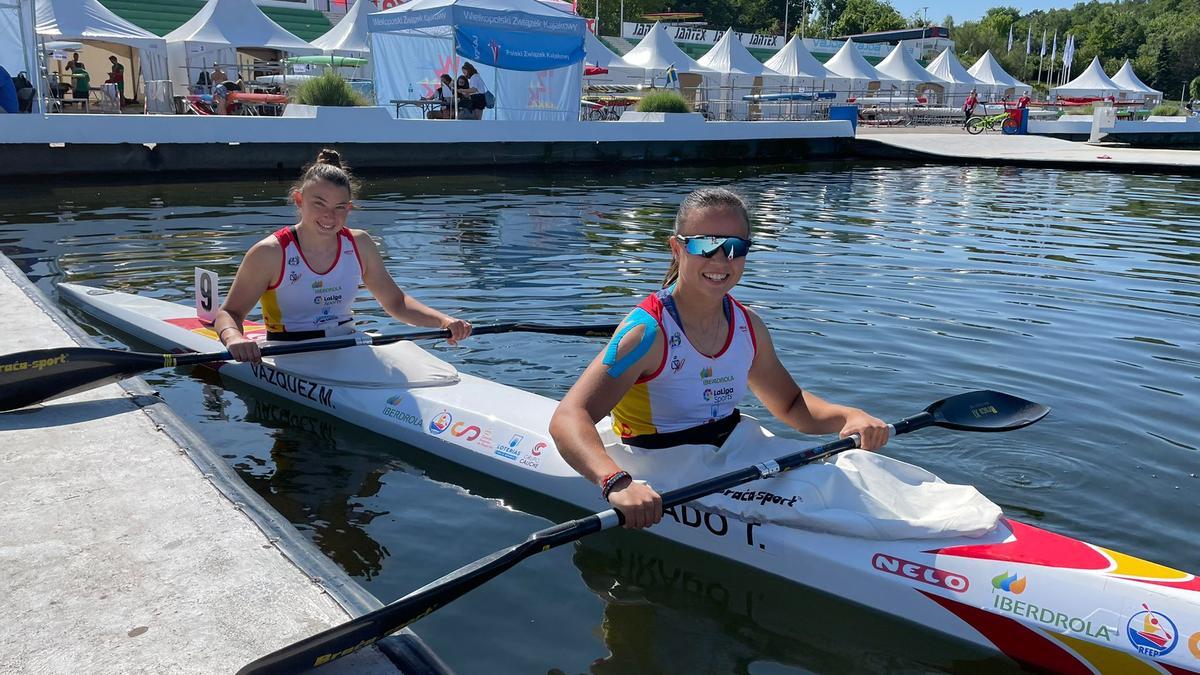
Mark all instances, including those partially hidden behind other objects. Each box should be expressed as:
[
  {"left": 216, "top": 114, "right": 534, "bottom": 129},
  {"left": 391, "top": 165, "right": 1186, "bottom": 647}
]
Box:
[{"left": 195, "top": 267, "right": 220, "bottom": 323}]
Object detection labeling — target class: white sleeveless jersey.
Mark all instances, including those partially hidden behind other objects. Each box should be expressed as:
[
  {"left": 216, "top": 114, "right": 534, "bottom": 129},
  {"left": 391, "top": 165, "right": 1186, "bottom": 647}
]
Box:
[
  {"left": 611, "top": 290, "right": 757, "bottom": 439},
  {"left": 260, "top": 226, "right": 363, "bottom": 334}
]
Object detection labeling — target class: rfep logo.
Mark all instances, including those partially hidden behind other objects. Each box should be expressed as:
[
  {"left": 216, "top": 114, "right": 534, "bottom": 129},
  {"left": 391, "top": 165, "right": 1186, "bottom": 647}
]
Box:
[{"left": 871, "top": 554, "right": 969, "bottom": 593}]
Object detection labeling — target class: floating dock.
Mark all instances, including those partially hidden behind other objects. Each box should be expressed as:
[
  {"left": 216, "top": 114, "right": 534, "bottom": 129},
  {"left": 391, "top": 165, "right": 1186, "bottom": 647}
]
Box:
[
  {"left": 854, "top": 127, "right": 1200, "bottom": 173},
  {"left": 0, "top": 253, "right": 448, "bottom": 674}
]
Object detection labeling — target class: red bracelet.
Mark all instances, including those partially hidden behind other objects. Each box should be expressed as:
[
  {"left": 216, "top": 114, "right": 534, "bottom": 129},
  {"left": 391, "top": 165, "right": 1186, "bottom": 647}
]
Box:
[{"left": 600, "top": 470, "right": 631, "bottom": 501}]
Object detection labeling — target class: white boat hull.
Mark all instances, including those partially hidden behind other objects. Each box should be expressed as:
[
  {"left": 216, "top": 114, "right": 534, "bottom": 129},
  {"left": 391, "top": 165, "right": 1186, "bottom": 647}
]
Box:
[{"left": 57, "top": 283, "right": 1200, "bottom": 675}]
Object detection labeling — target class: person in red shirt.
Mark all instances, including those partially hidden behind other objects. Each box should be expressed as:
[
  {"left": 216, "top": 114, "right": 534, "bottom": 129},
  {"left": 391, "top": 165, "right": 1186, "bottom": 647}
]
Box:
[{"left": 1017, "top": 93, "right": 1031, "bottom": 109}]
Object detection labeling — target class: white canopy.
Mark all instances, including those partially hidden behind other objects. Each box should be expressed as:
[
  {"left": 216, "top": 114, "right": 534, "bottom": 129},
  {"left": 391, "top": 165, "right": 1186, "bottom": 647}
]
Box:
[
  {"left": 367, "top": 0, "right": 585, "bottom": 121},
  {"left": 621, "top": 21, "right": 712, "bottom": 75},
  {"left": 967, "top": 50, "right": 1030, "bottom": 98},
  {"left": 875, "top": 44, "right": 946, "bottom": 86},
  {"left": 925, "top": 47, "right": 983, "bottom": 96},
  {"left": 583, "top": 28, "right": 641, "bottom": 85},
  {"left": 35, "top": 0, "right": 167, "bottom": 80},
  {"left": 1052, "top": 56, "right": 1123, "bottom": 99},
  {"left": 764, "top": 36, "right": 836, "bottom": 81},
  {"left": 1110, "top": 59, "right": 1162, "bottom": 102},
  {"left": 0, "top": 0, "right": 37, "bottom": 83},
  {"left": 312, "top": 0, "right": 369, "bottom": 56},
  {"left": 165, "top": 0, "right": 319, "bottom": 91},
  {"left": 698, "top": 28, "right": 783, "bottom": 78},
  {"left": 823, "top": 39, "right": 893, "bottom": 94}
]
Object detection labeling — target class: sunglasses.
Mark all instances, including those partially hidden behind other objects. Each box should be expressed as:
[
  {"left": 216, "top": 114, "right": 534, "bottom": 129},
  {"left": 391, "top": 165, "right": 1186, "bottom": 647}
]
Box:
[{"left": 675, "top": 234, "right": 753, "bottom": 259}]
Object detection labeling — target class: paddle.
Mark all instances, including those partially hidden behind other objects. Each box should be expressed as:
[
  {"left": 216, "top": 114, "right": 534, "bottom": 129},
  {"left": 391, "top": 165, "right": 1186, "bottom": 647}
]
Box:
[
  {"left": 236, "top": 389, "right": 1048, "bottom": 675},
  {"left": 0, "top": 322, "right": 619, "bottom": 412}
]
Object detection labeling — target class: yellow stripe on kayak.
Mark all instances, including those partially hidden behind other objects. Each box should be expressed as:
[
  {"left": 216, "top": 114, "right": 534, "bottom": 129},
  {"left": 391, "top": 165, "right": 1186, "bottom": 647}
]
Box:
[
  {"left": 1099, "top": 546, "right": 1193, "bottom": 581},
  {"left": 1045, "top": 631, "right": 1164, "bottom": 675}
]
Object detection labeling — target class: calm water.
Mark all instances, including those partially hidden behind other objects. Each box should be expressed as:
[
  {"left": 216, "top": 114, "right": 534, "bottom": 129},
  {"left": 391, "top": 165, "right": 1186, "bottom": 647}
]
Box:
[{"left": 2, "top": 164, "right": 1198, "bottom": 674}]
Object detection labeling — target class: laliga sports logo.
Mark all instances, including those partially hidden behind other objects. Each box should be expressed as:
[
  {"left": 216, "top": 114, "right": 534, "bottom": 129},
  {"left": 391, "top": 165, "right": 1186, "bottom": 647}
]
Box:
[
  {"left": 703, "top": 388, "right": 713, "bottom": 402},
  {"left": 429, "top": 411, "right": 453, "bottom": 434},
  {"left": 991, "top": 572, "right": 1027, "bottom": 594},
  {"left": 1126, "top": 603, "right": 1178, "bottom": 657}
]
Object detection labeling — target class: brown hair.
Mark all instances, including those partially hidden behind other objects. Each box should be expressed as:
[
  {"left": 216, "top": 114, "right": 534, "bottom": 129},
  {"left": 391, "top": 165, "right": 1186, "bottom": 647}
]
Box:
[
  {"left": 290, "top": 148, "right": 359, "bottom": 200},
  {"left": 662, "top": 187, "right": 752, "bottom": 287},
  {"left": 463, "top": 62, "right": 477, "bottom": 77}
]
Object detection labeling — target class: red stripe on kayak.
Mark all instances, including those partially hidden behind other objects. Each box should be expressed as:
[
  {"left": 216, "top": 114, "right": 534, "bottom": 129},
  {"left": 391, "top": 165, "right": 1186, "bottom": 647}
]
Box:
[
  {"left": 926, "top": 519, "right": 1111, "bottom": 570},
  {"left": 919, "top": 590, "right": 1094, "bottom": 675},
  {"left": 165, "top": 317, "right": 265, "bottom": 332}
]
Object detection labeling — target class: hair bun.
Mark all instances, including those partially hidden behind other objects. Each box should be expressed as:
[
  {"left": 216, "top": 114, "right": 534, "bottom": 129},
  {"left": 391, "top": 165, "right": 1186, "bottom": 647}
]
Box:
[{"left": 316, "top": 148, "right": 342, "bottom": 168}]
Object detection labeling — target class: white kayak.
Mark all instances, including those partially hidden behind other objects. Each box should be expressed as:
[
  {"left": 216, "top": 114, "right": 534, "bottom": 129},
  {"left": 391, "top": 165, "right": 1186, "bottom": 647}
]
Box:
[{"left": 58, "top": 282, "right": 1200, "bottom": 675}]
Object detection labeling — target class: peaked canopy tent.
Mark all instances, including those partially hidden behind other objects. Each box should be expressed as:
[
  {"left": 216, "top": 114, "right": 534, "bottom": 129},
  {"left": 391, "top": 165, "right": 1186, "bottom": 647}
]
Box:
[
  {"left": 164, "top": 0, "right": 321, "bottom": 94},
  {"left": 1050, "top": 56, "right": 1122, "bottom": 101},
  {"left": 1109, "top": 60, "right": 1162, "bottom": 104},
  {"left": 763, "top": 36, "right": 843, "bottom": 91},
  {"left": 966, "top": 50, "right": 1030, "bottom": 100},
  {"left": 823, "top": 39, "right": 896, "bottom": 97},
  {"left": 35, "top": 0, "right": 168, "bottom": 104},
  {"left": 368, "top": 0, "right": 587, "bottom": 121},
  {"left": 310, "top": 0, "right": 371, "bottom": 78},
  {"left": 924, "top": 47, "right": 983, "bottom": 101},
  {"left": 696, "top": 28, "right": 785, "bottom": 118},
  {"left": 583, "top": 28, "right": 641, "bottom": 85},
  {"left": 874, "top": 43, "right": 948, "bottom": 102},
  {"left": 620, "top": 21, "right": 714, "bottom": 98}
]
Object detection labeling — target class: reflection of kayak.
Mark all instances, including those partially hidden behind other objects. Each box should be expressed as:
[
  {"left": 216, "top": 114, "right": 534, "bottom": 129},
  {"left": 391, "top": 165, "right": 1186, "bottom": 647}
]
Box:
[{"left": 59, "top": 282, "right": 1200, "bottom": 675}]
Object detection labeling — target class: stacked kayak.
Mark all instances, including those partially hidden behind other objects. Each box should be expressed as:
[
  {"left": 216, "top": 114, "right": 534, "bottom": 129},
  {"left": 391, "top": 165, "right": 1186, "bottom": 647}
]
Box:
[{"left": 57, "top": 283, "right": 1200, "bottom": 675}]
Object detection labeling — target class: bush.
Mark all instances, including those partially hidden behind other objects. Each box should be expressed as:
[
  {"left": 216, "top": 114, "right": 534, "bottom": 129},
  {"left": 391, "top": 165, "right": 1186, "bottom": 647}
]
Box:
[
  {"left": 1150, "top": 103, "right": 1183, "bottom": 116},
  {"left": 636, "top": 90, "right": 691, "bottom": 113},
  {"left": 293, "top": 71, "right": 369, "bottom": 107},
  {"left": 1191, "top": 76, "right": 1200, "bottom": 102}
]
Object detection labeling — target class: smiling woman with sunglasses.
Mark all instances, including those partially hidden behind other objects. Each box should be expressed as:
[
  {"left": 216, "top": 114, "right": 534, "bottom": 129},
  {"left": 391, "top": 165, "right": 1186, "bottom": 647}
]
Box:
[{"left": 549, "top": 187, "right": 889, "bottom": 529}]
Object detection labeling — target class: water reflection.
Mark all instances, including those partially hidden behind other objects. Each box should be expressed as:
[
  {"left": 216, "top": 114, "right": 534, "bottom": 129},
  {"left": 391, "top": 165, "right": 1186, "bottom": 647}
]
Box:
[{"left": 1, "top": 163, "right": 1198, "bottom": 674}]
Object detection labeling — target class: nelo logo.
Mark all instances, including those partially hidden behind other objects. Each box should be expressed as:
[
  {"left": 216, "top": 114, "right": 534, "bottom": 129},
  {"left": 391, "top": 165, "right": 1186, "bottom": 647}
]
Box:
[{"left": 871, "top": 554, "right": 969, "bottom": 593}]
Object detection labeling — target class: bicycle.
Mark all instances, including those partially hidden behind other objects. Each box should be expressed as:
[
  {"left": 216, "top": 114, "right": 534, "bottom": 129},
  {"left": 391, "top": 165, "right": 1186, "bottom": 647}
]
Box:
[{"left": 965, "top": 109, "right": 1020, "bottom": 135}]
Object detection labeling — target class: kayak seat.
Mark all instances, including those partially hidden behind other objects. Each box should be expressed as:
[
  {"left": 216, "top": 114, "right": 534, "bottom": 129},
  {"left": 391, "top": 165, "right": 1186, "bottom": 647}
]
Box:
[{"left": 263, "top": 340, "right": 459, "bottom": 389}]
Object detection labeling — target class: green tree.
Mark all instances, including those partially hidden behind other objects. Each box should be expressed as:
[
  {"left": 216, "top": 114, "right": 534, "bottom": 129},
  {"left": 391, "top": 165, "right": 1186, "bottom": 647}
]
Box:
[
  {"left": 1190, "top": 76, "right": 1200, "bottom": 101},
  {"left": 830, "top": 0, "right": 904, "bottom": 36}
]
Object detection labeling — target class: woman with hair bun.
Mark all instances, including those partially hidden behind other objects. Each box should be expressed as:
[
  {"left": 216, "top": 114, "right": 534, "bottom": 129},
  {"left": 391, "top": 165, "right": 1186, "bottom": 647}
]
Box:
[{"left": 214, "top": 148, "right": 472, "bottom": 362}]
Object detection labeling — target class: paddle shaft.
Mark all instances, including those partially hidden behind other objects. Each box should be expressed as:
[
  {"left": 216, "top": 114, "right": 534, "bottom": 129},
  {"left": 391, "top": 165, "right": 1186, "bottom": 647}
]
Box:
[
  {"left": 236, "top": 410, "right": 945, "bottom": 674},
  {"left": 0, "top": 322, "right": 618, "bottom": 411}
]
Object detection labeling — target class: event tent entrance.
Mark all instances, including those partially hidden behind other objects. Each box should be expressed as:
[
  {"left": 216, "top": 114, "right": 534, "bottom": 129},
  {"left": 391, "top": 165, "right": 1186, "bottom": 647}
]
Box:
[
  {"left": 164, "top": 0, "right": 320, "bottom": 94},
  {"left": 697, "top": 28, "right": 784, "bottom": 119},
  {"left": 1052, "top": 56, "right": 1122, "bottom": 101},
  {"left": 1110, "top": 60, "right": 1162, "bottom": 104},
  {"left": 0, "top": 0, "right": 38, "bottom": 110},
  {"left": 368, "top": 0, "right": 587, "bottom": 121}
]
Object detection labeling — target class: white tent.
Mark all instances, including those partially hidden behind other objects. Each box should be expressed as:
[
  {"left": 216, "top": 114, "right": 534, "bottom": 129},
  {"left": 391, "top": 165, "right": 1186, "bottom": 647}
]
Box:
[
  {"left": 0, "top": 0, "right": 37, "bottom": 92},
  {"left": 34, "top": 0, "right": 168, "bottom": 100},
  {"left": 621, "top": 21, "right": 713, "bottom": 80},
  {"left": 165, "top": 0, "right": 320, "bottom": 93},
  {"left": 1051, "top": 55, "right": 1122, "bottom": 101},
  {"left": 925, "top": 47, "right": 983, "bottom": 99},
  {"left": 367, "top": 0, "right": 586, "bottom": 121},
  {"left": 312, "top": 0, "right": 369, "bottom": 57},
  {"left": 583, "top": 29, "right": 641, "bottom": 85},
  {"left": 764, "top": 35, "right": 839, "bottom": 87},
  {"left": 1110, "top": 59, "right": 1162, "bottom": 103},
  {"left": 823, "top": 39, "right": 895, "bottom": 96},
  {"left": 875, "top": 43, "right": 947, "bottom": 102},
  {"left": 696, "top": 28, "right": 785, "bottom": 119},
  {"left": 967, "top": 50, "right": 1030, "bottom": 100}
]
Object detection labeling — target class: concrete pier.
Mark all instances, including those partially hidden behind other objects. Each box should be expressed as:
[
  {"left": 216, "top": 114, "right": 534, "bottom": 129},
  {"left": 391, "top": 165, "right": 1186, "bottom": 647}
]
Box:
[
  {"left": 854, "top": 127, "right": 1200, "bottom": 173},
  {"left": 0, "top": 254, "right": 447, "bottom": 674}
]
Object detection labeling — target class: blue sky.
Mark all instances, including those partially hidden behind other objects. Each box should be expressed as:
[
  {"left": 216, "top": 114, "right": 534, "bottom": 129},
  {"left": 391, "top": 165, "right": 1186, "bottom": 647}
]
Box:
[{"left": 889, "top": 1, "right": 1087, "bottom": 23}]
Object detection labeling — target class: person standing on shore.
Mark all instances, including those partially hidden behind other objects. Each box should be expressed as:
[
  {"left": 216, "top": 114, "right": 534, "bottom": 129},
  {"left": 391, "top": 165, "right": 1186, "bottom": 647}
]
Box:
[{"left": 963, "top": 89, "right": 979, "bottom": 124}]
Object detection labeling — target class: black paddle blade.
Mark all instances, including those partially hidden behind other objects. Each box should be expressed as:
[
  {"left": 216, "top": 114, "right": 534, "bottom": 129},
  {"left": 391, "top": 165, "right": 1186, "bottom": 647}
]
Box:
[
  {"left": 927, "top": 389, "right": 1049, "bottom": 432},
  {"left": 0, "top": 347, "right": 171, "bottom": 411}
]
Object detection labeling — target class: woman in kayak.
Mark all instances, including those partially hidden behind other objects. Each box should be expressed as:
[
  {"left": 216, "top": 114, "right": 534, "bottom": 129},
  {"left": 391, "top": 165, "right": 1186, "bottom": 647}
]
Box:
[
  {"left": 214, "top": 148, "right": 471, "bottom": 362},
  {"left": 549, "top": 187, "right": 889, "bottom": 529}
]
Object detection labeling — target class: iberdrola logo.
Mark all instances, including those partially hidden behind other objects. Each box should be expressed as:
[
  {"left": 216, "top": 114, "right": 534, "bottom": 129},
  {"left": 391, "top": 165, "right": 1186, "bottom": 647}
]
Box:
[
  {"left": 991, "top": 572, "right": 1027, "bottom": 594},
  {"left": 699, "top": 366, "right": 713, "bottom": 379}
]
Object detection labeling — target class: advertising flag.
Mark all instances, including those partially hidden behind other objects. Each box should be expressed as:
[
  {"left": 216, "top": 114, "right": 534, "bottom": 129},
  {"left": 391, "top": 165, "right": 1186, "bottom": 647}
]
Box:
[
  {"left": 1007, "top": 24, "right": 1013, "bottom": 52},
  {"left": 1026, "top": 23, "right": 1032, "bottom": 54},
  {"left": 1040, "top": 29, "right": 1047, "bottom": 56}
]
